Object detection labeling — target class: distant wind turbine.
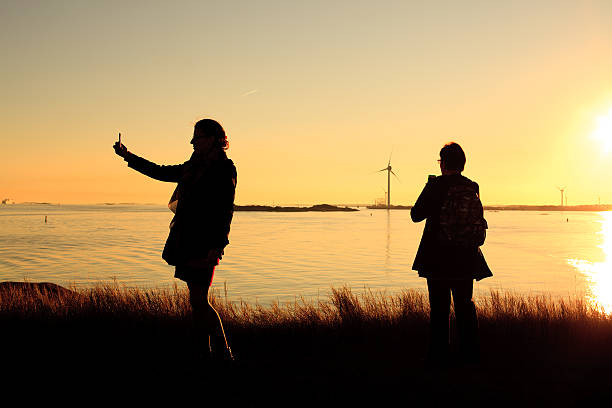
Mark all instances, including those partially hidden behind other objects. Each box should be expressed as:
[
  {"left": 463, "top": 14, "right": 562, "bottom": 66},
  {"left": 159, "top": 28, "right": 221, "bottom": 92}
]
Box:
[
  {"left": 377, "top": 152, "right": 400, "bottom": 209},
  {"left": 557, "top": 186, "right": 566, "bottom": 207}
]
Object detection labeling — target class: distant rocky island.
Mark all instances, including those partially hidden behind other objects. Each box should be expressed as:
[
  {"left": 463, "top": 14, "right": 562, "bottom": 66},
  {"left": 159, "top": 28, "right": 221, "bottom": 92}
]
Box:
[{"left": 235, "top": 204, "right": 358, "bottom": 212}]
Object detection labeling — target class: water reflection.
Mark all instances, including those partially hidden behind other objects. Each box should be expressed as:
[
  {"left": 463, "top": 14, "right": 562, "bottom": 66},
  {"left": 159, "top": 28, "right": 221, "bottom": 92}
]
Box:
[
  {"left": 568, "top": 212, "right": 612, "bottom": 313},
  {"left": 385, "top": 210, "right": 391, "bottom": 265}
]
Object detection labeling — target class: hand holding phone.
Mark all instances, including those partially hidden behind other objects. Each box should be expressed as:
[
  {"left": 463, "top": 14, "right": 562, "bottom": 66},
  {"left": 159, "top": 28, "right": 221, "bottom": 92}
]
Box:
[{"left": 113, "top": 132, "right": 128, "bottom": 158}]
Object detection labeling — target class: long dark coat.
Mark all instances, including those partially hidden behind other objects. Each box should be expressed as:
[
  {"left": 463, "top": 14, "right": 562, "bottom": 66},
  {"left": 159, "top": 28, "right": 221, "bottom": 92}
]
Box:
[
  {"left": 411, "top": 174, "right": 492, "bottom": 281},
  {"left": 125, "top": 151, "right": 237, "bottom": 265}
]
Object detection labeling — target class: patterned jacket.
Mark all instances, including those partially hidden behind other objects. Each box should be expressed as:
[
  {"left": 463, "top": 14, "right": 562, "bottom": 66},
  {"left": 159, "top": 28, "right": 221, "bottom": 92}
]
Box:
[{"left": 411, "top": 174, "right": 492, "bottom": 281}]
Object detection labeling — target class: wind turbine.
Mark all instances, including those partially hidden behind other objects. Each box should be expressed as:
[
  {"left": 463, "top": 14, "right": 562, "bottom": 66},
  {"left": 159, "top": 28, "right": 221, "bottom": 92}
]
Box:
[
  {"left": 557, "top": 186, "right": 566, "bottom": 207},
  {"left": 377, "top": 152, "right": 400, "bottom": 209}
]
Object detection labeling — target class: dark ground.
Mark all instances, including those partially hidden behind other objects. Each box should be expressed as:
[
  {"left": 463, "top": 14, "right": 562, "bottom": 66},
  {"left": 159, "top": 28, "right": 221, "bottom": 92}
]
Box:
[{"left": 3, "top": 315, "right": 612, "bottom": 407}]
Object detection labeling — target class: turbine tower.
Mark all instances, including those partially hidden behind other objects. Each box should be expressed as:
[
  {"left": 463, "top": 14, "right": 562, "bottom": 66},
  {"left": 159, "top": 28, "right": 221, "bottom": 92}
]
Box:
[
  {"left": 377, "top": 153, "right": 400, "bottom": 209},
  {"left": 557, "top": 186, "right": 566, "bottom": 207}
]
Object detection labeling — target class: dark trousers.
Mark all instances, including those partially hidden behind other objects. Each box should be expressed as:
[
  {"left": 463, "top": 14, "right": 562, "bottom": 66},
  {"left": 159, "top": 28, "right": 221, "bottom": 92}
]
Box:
[{"left": 426, "top": 278, "right": 479, "bottom": 361}]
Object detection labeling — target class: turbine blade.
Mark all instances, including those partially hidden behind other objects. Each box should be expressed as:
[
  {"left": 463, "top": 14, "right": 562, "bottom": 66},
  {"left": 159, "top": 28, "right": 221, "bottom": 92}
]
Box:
[{"left": 391, "top": 170, "right": 401, "bottom": 183}]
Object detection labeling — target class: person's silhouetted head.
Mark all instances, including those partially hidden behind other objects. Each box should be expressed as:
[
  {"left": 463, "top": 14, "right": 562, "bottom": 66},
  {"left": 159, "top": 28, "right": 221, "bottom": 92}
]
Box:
[
  {"left": 439, "top": 142, "right": 465, "bottom": 173},
  {"left": 192, "top": 119, "right": 229, "bottom": 152}
]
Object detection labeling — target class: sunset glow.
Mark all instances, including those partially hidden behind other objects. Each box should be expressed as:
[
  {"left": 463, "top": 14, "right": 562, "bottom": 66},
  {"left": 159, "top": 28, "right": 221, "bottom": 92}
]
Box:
[
  {"left": 1, "top": 2, "right": 612, "bottom": 206},
  {"left": 592, "top": 107, "right": 612, "bottom": 154}
]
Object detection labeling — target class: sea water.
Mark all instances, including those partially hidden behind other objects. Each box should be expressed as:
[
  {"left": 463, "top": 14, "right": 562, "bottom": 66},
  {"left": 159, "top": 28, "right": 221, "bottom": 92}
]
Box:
[{"left": 0, "top": 204, "right": 609, "bottom": 307}]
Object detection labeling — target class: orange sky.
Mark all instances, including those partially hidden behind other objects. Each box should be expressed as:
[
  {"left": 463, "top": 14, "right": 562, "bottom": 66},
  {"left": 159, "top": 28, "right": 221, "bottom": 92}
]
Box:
[{"left": 2, "top": 1, "right": 612, "bottom": 205}]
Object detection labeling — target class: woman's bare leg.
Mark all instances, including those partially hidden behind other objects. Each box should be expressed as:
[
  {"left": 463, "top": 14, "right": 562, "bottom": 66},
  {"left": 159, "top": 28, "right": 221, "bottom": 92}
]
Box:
[{"left": 187, "top": 282, "right": 232, "bottom": 359}]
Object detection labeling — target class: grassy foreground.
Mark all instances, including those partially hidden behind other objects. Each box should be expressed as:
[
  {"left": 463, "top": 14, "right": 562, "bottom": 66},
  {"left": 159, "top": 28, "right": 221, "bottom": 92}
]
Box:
[{"left": 2, "top": 282, "right": 612, "bottom": 406}]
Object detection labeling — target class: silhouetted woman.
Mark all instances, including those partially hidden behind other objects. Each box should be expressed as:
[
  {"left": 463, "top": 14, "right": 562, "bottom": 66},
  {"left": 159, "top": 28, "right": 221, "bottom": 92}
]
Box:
[{"left": 113, "top": 119, "right": 237, "bottom": 361}]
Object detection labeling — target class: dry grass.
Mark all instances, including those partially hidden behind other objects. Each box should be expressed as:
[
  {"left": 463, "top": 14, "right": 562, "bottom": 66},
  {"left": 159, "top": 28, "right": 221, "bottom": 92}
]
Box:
[
  {"left": 2, "top": 282, "right": 612, "bottom": 405},
  {"left": 1, "top": 282, "right": 610, "bottom": 329}
]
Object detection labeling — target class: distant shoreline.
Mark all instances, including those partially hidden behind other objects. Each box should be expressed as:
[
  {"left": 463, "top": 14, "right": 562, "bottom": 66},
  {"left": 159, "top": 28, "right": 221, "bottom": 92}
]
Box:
[
  {"left": 484, "top": 204, "right": 612, "bottom": 212},
  {"left": 3, "top": 202, "right": 612, "bottom": 212},
  {"left": 366, "top": 204, "right": 612, "bottom": 212},
  {"left": 240, "top": 203, "right": 612, "bottom": 212}
]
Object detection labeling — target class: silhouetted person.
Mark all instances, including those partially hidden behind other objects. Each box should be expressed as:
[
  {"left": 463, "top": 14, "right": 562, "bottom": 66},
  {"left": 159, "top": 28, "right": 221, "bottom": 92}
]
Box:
[
  {"left": 113, "top": 119, "right": 237, "bottom": 362},
  {"left": 411, "top": 142, "right": 492, "bottom": 366}
]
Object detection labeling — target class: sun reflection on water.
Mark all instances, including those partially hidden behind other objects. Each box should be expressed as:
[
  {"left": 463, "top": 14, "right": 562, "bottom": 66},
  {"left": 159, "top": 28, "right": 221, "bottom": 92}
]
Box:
[{"left": 568, "top": 212, "right": 612, "bottom": 313}]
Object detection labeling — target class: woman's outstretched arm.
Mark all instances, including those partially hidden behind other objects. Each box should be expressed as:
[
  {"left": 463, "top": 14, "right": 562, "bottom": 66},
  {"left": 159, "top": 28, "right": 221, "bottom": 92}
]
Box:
[{"left": 113, "top": 141, "right": 183, "bottom": 182}]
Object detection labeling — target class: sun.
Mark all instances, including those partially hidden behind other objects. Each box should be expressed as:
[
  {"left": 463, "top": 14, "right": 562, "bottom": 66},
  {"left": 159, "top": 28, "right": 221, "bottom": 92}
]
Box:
[{"left": 592, "top": 107, "right": 612, "bottom": 153}]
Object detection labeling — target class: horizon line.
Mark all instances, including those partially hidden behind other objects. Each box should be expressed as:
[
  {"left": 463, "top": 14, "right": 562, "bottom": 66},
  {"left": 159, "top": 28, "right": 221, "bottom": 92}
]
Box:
[{"left": 4, "top": 201, "right": 612, "bottom": 208}]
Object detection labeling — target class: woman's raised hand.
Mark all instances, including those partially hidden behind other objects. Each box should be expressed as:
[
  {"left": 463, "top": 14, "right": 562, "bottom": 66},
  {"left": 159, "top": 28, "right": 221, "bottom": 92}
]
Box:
[{"left": 113, "top": 141, "right": 129, "bottom": 158}]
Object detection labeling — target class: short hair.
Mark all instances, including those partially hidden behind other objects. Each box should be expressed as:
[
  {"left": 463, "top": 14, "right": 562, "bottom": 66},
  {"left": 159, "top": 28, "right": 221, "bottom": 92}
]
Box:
[
  {"left": 194, "top": 119, "right": 229, "bottom": 150},
  {"left": 439, "top": 142, "right": 466, "bottom": 172}
]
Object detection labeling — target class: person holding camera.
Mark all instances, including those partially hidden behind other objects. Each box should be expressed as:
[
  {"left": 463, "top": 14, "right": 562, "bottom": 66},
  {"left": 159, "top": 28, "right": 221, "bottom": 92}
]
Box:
[
  {"left": 411, "top": 142, "right": 492, "bottom": 366},
  {"left": 113, "top": 118, "right": 237, "bottom": 363}
]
